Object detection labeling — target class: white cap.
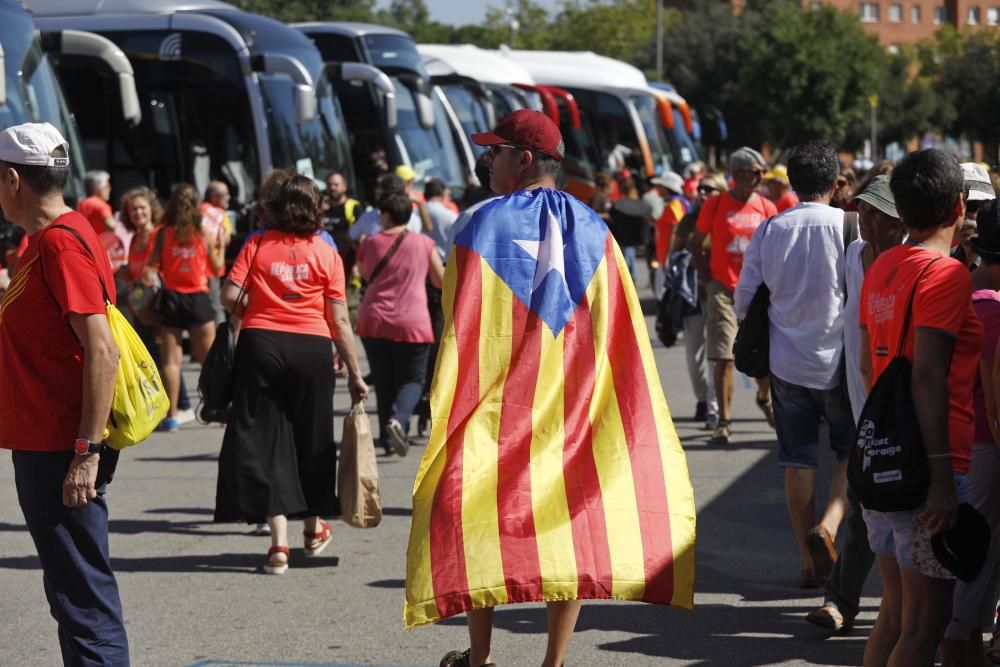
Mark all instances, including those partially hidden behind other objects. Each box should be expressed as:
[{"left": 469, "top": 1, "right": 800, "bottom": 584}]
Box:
[
  {"left": 0, "top": 122, "right": 69, "bottom": 167},
  {"left": 960, "top": 162, "right": 995, "bottom": 202},
  {"left": 650, "top": 171, "right": 684, "bottom": 195}
]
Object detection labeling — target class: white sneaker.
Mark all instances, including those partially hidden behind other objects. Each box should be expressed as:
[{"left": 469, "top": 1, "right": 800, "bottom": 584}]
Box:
[
  {"left": 252, "top": 523, "right": 271, "bottom": 536},
  {"left": 174, "top": 408, "right": 196, "bottom": 425},
  {"left": 385, "top": 418, "right": 409, "bottom": 457}
]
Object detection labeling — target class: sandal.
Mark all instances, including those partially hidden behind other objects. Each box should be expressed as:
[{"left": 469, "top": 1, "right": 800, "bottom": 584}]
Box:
[
  {"left": 303, "top": 519, "right": 333, "bottom": 557},
  {"left": 440, "top": 649, "right": 497, "bottom": 667},
  {"left": 756, "top": 395, "right": 776, "bottom": 428},
  {"left": 262, "top": 546, "right": 289, "bottom": 575}
]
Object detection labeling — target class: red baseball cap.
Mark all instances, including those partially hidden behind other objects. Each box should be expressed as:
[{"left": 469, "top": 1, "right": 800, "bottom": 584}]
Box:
[{"left": 471, "top": 109, "right": 564, "bottom": 161}]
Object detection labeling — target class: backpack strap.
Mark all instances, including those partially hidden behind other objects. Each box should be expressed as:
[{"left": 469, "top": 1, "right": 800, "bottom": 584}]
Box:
[{"left": 895, "top": 256, "right": 943, "bottom": 357}]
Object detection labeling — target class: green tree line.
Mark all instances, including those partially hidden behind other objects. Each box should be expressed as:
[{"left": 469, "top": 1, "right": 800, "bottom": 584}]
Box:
[{"left": 230, "top": 0, "right": 1000, "bottom": 158}]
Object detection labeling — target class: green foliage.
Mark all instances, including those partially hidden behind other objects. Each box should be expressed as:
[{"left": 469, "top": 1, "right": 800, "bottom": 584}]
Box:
[{"left": 226, "top": 0, "right": 376, "bottom": 23}]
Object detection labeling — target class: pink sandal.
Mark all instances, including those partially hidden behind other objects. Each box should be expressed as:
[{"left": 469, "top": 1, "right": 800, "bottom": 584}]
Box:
[
  {"left": 262, "top": 545, "right": 289, "bottom": 575},
  {"left": 303, "top": 519, "right": 333, "bottom": 557}
]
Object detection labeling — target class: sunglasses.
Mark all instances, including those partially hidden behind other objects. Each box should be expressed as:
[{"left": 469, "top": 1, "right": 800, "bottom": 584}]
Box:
[
  {"left": 738, "top": 168, "right": 765, "bottom": 177},
  {"left": 487, "top": 143, "right": 523, "bottom": 156},
  {"left": 698, "top": 186, "right": 720, "bottom": 194},
  {"left": 836, "top": 178, "right": 849, "bottom": 187}
]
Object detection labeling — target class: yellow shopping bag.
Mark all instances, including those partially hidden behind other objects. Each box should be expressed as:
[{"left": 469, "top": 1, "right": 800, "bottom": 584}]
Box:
[{"left": 104, "top": 301, "right": 169, "bottom": 449}]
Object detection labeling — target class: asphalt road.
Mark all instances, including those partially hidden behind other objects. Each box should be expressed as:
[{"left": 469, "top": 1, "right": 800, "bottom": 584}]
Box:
[{"left": 0, "top": 278, "right": 881, "bottom": 667}]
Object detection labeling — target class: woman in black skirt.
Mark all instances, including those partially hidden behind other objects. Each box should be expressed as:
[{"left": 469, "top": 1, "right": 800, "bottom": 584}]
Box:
[{"left": 214, "top": 170, "right": 368, "bottom": 574}]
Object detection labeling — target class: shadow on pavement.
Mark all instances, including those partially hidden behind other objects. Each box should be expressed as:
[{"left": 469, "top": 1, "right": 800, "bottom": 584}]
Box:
[
  {"left": 367, "top": 579, "right": 405, "bottom": 589},
  {"left": 0, "top": 552, "right": 341, "bottom": 574}
]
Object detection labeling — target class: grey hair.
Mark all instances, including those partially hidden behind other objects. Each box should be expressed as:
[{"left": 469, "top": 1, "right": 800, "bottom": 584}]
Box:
[
  {"left": 532, "top": 152, "right": 563, "bottom": 181},
  {"left": 83, "top": 170, "right": 110, "bottom": 195}
]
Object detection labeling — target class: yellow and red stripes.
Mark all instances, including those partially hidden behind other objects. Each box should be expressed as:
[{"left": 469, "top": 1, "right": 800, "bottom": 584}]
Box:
[{"left": 404, "top": 240, "right": 696, "bottom": 628}]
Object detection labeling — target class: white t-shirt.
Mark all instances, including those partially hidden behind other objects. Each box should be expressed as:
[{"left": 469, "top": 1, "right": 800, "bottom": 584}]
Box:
[
  {"left": 844, "top": 239, "right": 867, "bottom": 421},
  {"left": 425, "top": 200, "right": 458, "bottom": 260}
]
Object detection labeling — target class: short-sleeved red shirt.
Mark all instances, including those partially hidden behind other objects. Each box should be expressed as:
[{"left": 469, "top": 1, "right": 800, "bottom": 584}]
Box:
[
  {"left": 775, "top": 190, "right": 800, "bottom": 213},
  {"left": 860, "top": 245, "right": 983, "bottom": 474},
  {"left": 228, "top": 230, "right": 346, "bottom": 339},
  {"left": 0, "top": 212, "right": 116, "bottom": 452},
  {"left": 76, "top": 195, "right": 113, "bottom": 237},
  {"left": 695, "top": 191, "right": 776, "bottom": 291},
  {"left": 158, "top": 227, "right": 209, "bottom": 293}
]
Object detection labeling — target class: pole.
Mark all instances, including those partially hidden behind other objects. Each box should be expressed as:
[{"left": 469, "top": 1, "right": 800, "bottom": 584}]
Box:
[
  {"left": 868, "top": 95, "right": 878, "bottom": 160},
  {"left": 656, "top": 0, "right": 664, "bottom": 81}
]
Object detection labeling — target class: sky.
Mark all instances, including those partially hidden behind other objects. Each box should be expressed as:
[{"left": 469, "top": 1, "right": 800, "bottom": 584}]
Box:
[{"left": 375, "top": 0, "right": 562, "bottom": 26}]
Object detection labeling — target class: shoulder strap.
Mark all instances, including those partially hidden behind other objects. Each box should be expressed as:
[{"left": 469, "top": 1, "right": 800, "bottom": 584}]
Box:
[
  {"left": 40, "top": 224, "right": 112, "bottom": 304},
  {"left": 367, "top": 230, "right": 408, "bottom": 284},
  {"left": 896, "top": 256, "right": 943, "bottom": 357},
  {"left": 230, "top": 231, "right": 264, "bottom": 317},
  {"left": 842, "top": 211, "right": 859, "bottom": 250}
]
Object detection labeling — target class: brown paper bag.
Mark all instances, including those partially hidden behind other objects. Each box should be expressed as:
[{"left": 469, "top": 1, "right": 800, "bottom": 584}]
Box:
[{"left": 338, "top": 402, "right": 382, "bottom": 528}]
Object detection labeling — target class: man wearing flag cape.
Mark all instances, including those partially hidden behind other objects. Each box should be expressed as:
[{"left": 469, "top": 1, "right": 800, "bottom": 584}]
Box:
[{"left": 404, "top": 110, "right": 697, "bottom": 667}]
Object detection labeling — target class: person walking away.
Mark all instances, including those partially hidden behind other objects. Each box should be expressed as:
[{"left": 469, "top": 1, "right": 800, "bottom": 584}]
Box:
[
  {"left": 145, "top": 184, "right": 224, "bottom": 432},
  {"left": 671, "top": 173, "right": 726, "bottom": 428},
  {"left": 406, "top": 107, "right": 695, "bottom": 667},
  {"left": 608, "top": 175, "right": 653, "bottom": 280},
  {"left": 76, "top": 169, "right": 115, "bottom": 235},
  {"left": 214, "top": 170, "right": 368, "bottom": 574},
  {"left": 941, "top": 198, "right": 1000, "bottom": 666},
  {"left": 763, "top": 165, "right": 800, "bottom": 212},
  {"left": 199, "top": 180, "right": 234, "bottom": 325},
  {"left": 860, "top": 149, "right": 981, "bottom": 667},
  {"left": 0, "top": 122, "right": 129, "bottom": 664},
  {"left": 357, "top": 192, "right": 444, "bottom": 457},
  {"left": 735, "top": 140, "right": 857, "bottom": 588},
  {"left": 651, "top": 171, "right": 689, "bottom": 297},
  {"left": 689, "top": 147, "right": 777, "bottom": 445},
  {"left": 806, "top": 174, "right": 904, "bottom": 632},
  {"left": 349, "top": 173, "right": 424, "bottom": 247}
]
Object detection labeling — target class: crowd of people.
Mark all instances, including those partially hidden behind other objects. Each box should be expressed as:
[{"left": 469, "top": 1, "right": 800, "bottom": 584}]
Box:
[{"left": 6, "top": 104, "right": 1000, "bottom": 666}]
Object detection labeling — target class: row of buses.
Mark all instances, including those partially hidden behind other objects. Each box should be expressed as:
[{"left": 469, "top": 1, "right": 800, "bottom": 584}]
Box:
[{"left": 5, "top": 0, "right": 705, "bottom": 235}]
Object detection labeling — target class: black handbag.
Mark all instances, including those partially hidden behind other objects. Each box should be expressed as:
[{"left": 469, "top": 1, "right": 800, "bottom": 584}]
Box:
[
  {"left": 732, "top": 218, "right": 773, "bottom": 378},
  {"left": 848, "top": 257, "right": 941, "bottom": 512},
  {"left": 197, "top": 235, "right": 262, "bottom": 415}
]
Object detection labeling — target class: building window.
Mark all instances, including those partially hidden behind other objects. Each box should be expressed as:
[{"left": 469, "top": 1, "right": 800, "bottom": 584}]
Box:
[
  {"left": 859, "top": 2, "right": 880, "bottom": 22},
  {"left": 989, "top": 7, "right": 1000, "bottom": 24},
  {"left": 934, "top": 5, "right": 946, "bottom": 23},
  {"left": 969, "top": 5, "right": 981, "bottom": 24},
  {"left": 889, "top": 3, "right": 903, "bottom": 21},
  {"left": 912, "top": 4, "right": 921, "bottom": 22}
]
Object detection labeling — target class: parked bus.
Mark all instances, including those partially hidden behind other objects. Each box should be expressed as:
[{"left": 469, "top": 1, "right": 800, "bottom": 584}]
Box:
[
  {"left": 31, "top": 0, "right": 357, "bottom": 232},
  {"left": 295, "top": 23, "right": 475, "bottom": 202}
]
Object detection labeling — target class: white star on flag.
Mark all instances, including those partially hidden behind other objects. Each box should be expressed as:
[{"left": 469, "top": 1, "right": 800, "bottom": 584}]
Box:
[{"left": 514, "top": 211, "right": 567, "bottom": 294}]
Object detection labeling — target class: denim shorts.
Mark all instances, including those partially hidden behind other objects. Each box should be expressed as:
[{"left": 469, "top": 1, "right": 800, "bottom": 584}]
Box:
[
  {"left": 862, "top": 473, "right": 970, "bottom": 578},
  {"left": 771, "top": 374, "right": 855, "bottom": 468}
]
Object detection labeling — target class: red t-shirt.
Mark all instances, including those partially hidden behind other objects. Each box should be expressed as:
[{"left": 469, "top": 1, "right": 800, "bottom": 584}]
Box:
[
  {"left": 357, "top": 231, "right": 436, "bottom": 343},
  {"left": 0, "top": 212, "right": 116, "bottom": 452},
  {"left": 860, "top": 245, "right": 983, "bottom": 474},
  {"left": 76, "top": 195, "right": 114, "bottom": 237},
  {"left": 126, "top": 227, "right": 159, "bottom": 283},
  {"left": 695, "top": 191, "right": 776, "bottom": 291},
  {"left": 775, "top": 190, "right": 800, "bottom": 213},
  {"left": 655, "top": 196, "right": 689, "bottom": 265},
  {"left": 158, "top": 227, "right": 209, "bottom": 293},
  {"left": 229, "top": 230, "right": 346, "bottom": 339}
]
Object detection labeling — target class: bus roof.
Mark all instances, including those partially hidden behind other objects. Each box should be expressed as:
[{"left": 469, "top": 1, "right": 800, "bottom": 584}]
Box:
[
  {"left": 291, "top": 22, "right": 411, "bottom": 39},
  {"left": 417, "top": 44, "right": 535, "bottom": 86},
  {"left": 497, "top": 47, "right": 648, "bottom": 90},
  {"left": 27, "top": 0, "right": 236, "bottom": 16}
]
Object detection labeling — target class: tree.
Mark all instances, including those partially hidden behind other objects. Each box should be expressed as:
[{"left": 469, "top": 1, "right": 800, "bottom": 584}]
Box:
[
  {"left": 227, "top": 0, "right": 376, "bottom": 23},
  {"left": 930, "top": 28, "right": 1000, "bottom": 153}
]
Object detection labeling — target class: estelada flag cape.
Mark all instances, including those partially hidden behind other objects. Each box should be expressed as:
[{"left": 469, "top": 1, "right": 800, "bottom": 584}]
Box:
[{"left": 404, "top": 188, "right": 696, "bottom": 628}]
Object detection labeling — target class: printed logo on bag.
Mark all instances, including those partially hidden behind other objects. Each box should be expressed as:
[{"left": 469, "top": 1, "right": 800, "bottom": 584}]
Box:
[
  {"left": 856, "top": 418, "right": 900, "bottom": 472},
  {"left": 874, "top": 470, "right": 903, "bottom": 484}
]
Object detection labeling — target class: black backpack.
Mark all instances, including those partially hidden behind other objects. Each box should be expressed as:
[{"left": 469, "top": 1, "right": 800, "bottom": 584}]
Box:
[
  {"left": 848, "top": 257, "right": 940, "bottom": 512},
  {"left": 733, "top": 218, "right": 774, "bottom": 378}
]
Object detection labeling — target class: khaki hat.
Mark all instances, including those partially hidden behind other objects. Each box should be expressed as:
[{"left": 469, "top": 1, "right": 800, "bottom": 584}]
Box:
[{"left": 854, "top": 175, "right": 898, "bottom": 219}]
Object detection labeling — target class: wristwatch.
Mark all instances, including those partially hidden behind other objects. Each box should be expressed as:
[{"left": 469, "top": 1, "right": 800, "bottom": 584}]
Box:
[{"left": 74, "top": 438, "right": 105, "bottom": 456}]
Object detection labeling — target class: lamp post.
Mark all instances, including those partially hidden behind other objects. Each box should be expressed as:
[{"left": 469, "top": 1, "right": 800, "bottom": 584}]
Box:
[
  {"left": 868, "top": 94, "right": 878, "bottom": 160},
  {"left": 656, "top": 0, "right": 664, "bottom": 81}
]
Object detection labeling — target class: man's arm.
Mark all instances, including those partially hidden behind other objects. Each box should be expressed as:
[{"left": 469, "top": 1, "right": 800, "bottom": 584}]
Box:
[
  {"left": 911, "top": 329, "right": 958, "bottom": 534},
  {"left": 687, "top": 229, "right": 710, "bottom": 281},
  {"left": 63, "top": 312, "right": 119, "bottom": 508}
]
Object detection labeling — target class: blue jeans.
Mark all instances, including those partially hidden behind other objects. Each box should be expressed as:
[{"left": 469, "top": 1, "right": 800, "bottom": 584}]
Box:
[
  {"left": 13, "top": 450, "right": 129, "bottom": 666},
  {"left": 362, "top": 338, "right": 430, "bottom": 448},
  {"left": 621, "top": 245, "right": 638, "bottom": 279}
]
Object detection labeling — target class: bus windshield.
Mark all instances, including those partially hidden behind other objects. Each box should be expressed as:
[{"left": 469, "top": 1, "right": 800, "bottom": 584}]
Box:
[
  {"left": 671, "top": 109, "right": 699, "bottom": 166},
  {"left": 261, "top": 71, "right": 355, "bottom": 187},
  {"left": 630, "top": 94, "right": 672, "bottom": 175},
  {"left": 391, "top": 77, "right": 464, "bottom": 193},
  {"left": 439, "top": 84, "right": 490, "bottom": 157},
  {"left": 363, "top": 34, "right": 427, "bottom": 78}
]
